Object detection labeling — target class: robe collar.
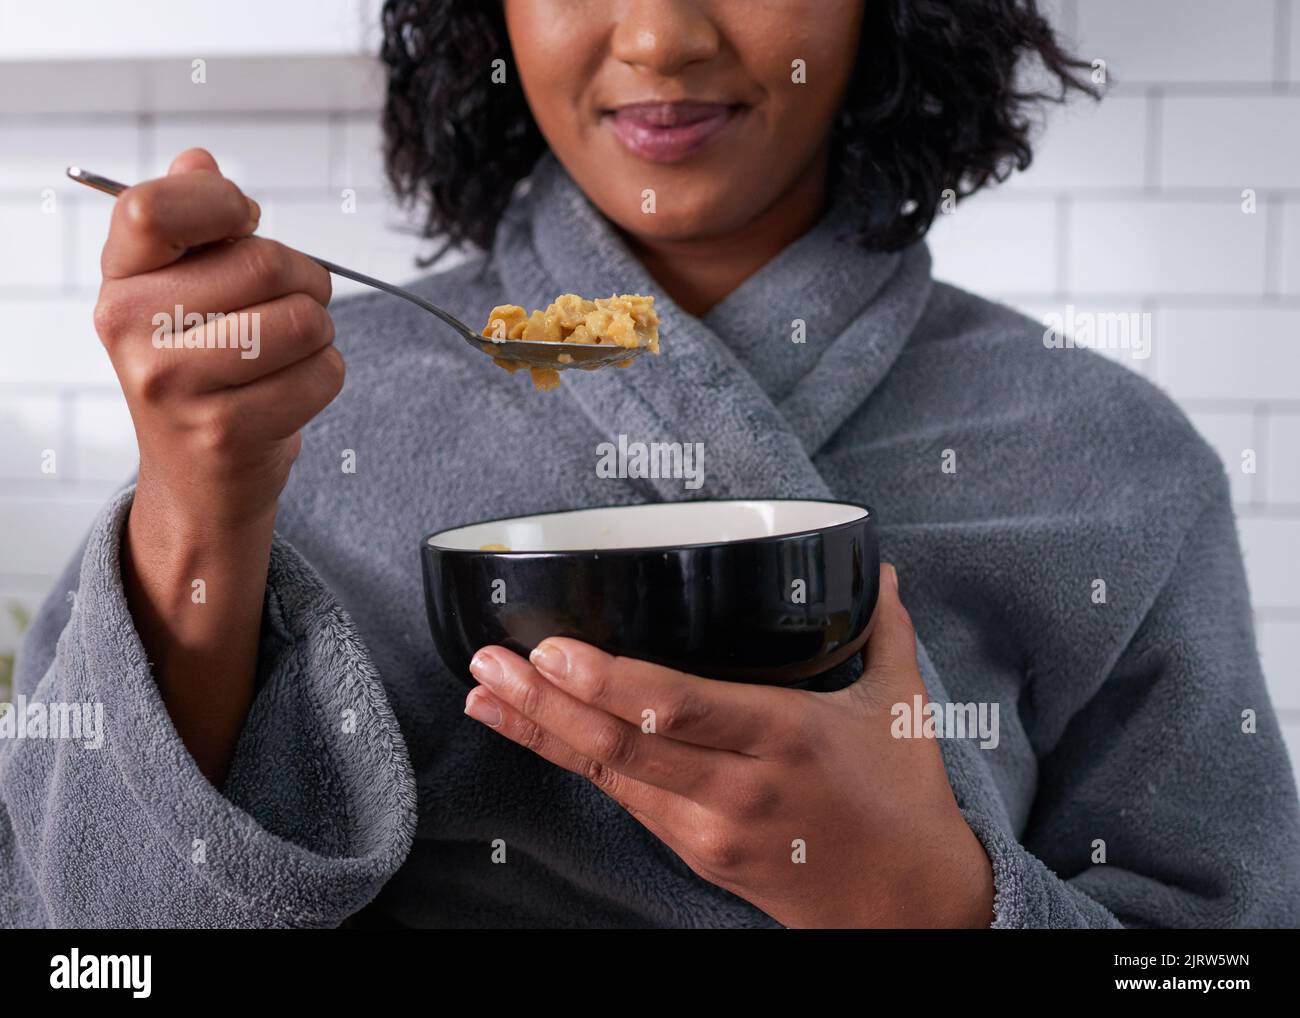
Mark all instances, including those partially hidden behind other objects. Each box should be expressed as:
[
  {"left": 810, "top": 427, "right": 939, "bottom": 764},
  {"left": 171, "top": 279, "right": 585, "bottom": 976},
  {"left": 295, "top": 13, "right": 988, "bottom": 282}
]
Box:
[{"left": 492, "top": 153, "right": 933, "bottom": 502}]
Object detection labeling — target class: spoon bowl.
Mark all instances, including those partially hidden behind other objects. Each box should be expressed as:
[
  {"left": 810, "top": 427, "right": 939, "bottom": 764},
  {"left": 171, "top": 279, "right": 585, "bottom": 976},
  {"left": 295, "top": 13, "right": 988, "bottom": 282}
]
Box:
[{"left": 479, "top": 338, "right": 644, "bottom": 370}]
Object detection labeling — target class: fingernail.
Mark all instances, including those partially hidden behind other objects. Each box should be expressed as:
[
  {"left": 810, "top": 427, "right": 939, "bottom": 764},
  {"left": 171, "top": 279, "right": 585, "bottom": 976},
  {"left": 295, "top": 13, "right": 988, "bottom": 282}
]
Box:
[
  {"left": 469, "top": 650, "right": 501, "bottom": 685},
  {"left": 885, "top": 563, "right": 899, "bottom": 592},
  {"left": 464, "top": 688, "right": 502, "bottom": 728},
  {"left": 245, "top": 197, "right": 261, "bottom": 232},
  {"left": 530, "top": 641, "right": 566, "bottom": 679}
]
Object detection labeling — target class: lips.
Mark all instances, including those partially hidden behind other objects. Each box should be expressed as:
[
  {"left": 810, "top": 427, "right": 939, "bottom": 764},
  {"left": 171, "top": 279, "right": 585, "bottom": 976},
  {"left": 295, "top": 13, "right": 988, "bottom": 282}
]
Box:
[{"left": 605, "top": 101, "right": 740, "bottom": 163}]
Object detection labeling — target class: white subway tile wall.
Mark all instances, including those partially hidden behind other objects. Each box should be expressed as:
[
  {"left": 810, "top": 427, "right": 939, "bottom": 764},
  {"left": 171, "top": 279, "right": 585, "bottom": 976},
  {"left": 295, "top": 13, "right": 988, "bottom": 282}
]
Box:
[
  {"left": 1066, "top": 200, "right": 1270, "bottom": 296},
  {"left": 1155, "top": 308, "right": 1300, "bottom": 401},
  {"left": 1161, "top": 96, "right": 1300, "bottom": 189},
  {"left": 1073, "top": 0, "right": 1278, "bottom": 83},
  {"left": 1, "top": 2, "right": 1298, "bottom": 789},
  {"left": 926, "top": 0, "right": 1300, "bottom": 786},
  {"left": 1268, "top": 415, "right": 1300, "bottom": 504},
  {"left": 150, "top": 116, "right": 334, "bottom": 188},
  {"left": 1284, "top": 202, "right": 1300, "bottom": 292}
]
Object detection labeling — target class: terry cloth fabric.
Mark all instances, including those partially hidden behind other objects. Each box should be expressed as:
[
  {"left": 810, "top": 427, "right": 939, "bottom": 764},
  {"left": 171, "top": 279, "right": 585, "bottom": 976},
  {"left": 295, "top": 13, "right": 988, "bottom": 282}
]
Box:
[{"left": 5, "top": 152, "right": 1299, "bottom": 928}]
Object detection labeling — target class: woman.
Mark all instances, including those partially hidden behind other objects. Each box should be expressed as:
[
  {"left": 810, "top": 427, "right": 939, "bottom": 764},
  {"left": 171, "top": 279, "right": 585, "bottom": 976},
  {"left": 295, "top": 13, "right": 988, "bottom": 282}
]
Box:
[{"left": 5, "top": 0, "right": 1298, "bottom": 928}]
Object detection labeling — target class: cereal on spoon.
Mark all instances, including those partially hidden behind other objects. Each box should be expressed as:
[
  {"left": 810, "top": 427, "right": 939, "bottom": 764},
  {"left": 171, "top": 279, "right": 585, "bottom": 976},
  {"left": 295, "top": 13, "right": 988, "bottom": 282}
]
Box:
[{"left": 481, "top": 293, "right": 660, "bottom": 390}]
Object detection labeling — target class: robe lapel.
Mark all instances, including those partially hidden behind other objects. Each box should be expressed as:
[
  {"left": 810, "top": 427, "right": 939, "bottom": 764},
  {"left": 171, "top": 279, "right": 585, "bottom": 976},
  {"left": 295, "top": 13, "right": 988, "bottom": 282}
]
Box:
[
  {"left": 777, "top": 243, "right": 932, "bottom": 454},
  {"left": 698, "top": 192, "right": 933, "bottom": 458}
]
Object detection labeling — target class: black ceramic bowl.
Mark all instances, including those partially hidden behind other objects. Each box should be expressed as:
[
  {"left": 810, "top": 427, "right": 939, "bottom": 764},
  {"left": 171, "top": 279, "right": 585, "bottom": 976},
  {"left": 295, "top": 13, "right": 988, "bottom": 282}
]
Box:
[{"left": 422, "top": 498, "right": 878, "bottom": 688}]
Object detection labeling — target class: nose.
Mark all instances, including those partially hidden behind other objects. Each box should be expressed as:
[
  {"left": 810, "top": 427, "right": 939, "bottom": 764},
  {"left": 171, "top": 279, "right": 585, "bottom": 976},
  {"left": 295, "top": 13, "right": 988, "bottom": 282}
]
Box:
[{"left": 610, "top": 0, "right": 721, "bottom": 76}]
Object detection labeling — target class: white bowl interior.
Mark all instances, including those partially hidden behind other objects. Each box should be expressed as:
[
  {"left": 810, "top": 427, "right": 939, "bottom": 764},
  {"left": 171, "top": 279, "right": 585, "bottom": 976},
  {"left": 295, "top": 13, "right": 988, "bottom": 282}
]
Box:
[{"left": 428, "top": 499, "right": 868, "bottom": 552}]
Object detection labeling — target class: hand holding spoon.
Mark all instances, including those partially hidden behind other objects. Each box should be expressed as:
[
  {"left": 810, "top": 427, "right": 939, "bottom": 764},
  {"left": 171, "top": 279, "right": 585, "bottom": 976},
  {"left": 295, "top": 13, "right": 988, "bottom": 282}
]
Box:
[{"left": 67, "top": 166, "right": 646, "bottom": 374}]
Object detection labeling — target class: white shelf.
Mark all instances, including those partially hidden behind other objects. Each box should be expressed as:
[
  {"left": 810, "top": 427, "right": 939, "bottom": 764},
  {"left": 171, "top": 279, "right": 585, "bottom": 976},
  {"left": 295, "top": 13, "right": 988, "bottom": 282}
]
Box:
[
  {"left": 0, "top": 0, "right": 381, "bottom": 61},
  {"left": 0, "top": 54, "right": 384, "bottom": 114}
]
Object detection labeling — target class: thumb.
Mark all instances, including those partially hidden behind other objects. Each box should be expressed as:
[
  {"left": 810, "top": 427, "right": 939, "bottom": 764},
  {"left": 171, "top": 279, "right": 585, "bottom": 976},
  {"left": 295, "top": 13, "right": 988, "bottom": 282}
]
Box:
[
  {"left": 166, "top": 147, "right": 258, "bottom": 233},
  {"left": 861, "top": 563, "right": 921, "bottom": 685},
  {"left": 830, "top": 563, "right": 921, "bottom": 714},
  {"left": 168, "top": 147, "right": 221, "bottom": 176}
]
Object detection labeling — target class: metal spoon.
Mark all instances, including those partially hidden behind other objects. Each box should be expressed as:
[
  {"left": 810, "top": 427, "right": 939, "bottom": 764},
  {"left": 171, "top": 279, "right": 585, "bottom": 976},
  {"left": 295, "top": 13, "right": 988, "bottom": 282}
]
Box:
[{"left": 66, "top": 166, "right": 645, "bottom": 373}]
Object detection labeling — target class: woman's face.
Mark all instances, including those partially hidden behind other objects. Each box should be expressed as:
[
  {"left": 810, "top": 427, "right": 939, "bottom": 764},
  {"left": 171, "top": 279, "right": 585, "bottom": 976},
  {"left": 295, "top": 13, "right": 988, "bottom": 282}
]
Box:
[{"left": 504, "top": 0, "right": 865, "bottom": 243}]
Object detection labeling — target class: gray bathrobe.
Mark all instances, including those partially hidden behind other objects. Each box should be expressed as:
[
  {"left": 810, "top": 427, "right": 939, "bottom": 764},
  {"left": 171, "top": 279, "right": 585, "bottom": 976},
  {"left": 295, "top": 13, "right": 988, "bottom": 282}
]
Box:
[{"left": 5, "top": 154, "right": 1299, "bottom": 928}]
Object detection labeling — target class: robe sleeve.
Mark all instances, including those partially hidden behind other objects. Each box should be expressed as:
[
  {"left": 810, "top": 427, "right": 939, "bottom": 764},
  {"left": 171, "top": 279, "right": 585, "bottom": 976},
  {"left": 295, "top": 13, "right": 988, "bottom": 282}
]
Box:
[
  {"left": 0, "top": 487, "right": 417, "bottom": 928},
  {"left": 952, "top": 475, "right": 1300, "bottom": 928}
]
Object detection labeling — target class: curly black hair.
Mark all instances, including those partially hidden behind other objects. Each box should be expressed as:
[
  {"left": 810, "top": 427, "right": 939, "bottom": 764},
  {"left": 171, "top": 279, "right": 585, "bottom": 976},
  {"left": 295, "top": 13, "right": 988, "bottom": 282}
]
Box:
[{"left": 381, "top": 0, "right": 1097, "bottom": 257}]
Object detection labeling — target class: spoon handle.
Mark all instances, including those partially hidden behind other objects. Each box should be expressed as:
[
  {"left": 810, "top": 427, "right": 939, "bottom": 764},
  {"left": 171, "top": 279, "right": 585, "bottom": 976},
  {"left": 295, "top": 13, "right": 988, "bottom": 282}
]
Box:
[
  {"left": 65, "top": 166, "right": 481, "bottom": 342},
  {"left": 306, "top": 255, "right": 480, "bottom": 341}
]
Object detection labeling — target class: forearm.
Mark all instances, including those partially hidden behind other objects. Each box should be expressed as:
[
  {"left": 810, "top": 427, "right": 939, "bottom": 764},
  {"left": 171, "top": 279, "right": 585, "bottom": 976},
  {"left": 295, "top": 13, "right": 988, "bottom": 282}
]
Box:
[{"left": 121, "top": 480, "right": 275, "bottom": 785}]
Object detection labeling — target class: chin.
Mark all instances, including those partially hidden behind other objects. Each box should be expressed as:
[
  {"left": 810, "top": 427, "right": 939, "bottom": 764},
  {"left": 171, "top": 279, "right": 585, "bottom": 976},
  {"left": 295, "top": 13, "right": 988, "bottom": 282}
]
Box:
[{"left": 606, "top": 194, "right": 756, "bottom": 244}]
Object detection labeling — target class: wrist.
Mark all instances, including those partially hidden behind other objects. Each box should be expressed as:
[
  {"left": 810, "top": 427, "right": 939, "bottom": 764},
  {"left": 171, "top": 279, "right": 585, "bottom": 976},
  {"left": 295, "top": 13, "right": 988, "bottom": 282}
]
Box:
[
  {"left": 859, "top": 812, "right": 993, "bottom": 929},
  {"left": 122, "top": 480, "right": 277, "bottom": 655},
  {"left": 121, "top": 475, "right": 275, "bottom": 785},
  {"left": 130, "top": 471, "right": 278, "bottom": 551},
  {"left": 924, "top": 816, "right": 996, "bottom": 928}
]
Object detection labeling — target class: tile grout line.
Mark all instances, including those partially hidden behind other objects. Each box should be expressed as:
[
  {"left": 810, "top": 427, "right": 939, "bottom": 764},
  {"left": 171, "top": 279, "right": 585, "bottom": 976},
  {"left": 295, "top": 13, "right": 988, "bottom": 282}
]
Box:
[
  {"left": 58, "top": 391, "right": 78, "bottom": 485},
  {"left": 1178, "top": 398, "right": 1300, "bottom": 414},
  {"left": 1055, "top": 193, "right": 1071, "bottom": 298},
  {"left": 327, "top": 110, "right": 345, "bottom": 194},
  {"left": 1264, "top": 193, "right": 1284, "bottom": 298},
  {"left": 1235, "top": 504, "right": 1300, "bottom": 519},
  {"left": 60, "top": 189, "right": 78, "bottom": 295},
  {"left": 1143, "top": 88, "right": 1162, "bottom": 192},
  {"left": 1142, "top": 296, "right": 1159, "bottom": 385},
  {"left": 1276, "top": 0, "right": 1293, "bottom": 86},
  {"left": 138, "top": 110, "right": 155, "bottom": 177},
  {"left": 1253, "top": 404, "right": 1272, "bottom": 507}
]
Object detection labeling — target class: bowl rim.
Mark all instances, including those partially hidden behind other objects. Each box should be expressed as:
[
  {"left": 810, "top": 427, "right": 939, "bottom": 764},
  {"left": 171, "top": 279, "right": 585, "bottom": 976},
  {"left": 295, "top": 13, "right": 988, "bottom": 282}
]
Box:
[{"left": 421, "top": 497, "right": 875, "bottom": 556}]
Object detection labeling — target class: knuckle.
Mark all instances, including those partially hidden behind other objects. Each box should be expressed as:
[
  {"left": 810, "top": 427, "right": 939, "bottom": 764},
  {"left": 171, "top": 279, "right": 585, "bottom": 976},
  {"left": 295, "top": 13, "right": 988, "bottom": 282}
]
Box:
[
  {"left": 117, "top": 188, "right": 164, "bottom": 238},
  {"left": 516, "top": 678, "right": 545, "bottom": 723},
  {"left": 590, "top": 722, "right": 635, "bottom": 770},
  {"left": 571, "top": 653, "right": 611, "bottom": 704},
  {"left": 654, "top": 690, "right": 707, "bottom": 738},
  {"left": 133, "top": 359, "right": 177, "bottom": 403},
  {"left": 244, "top": 239, "right": 291, "bottom": 291},
  {"left": 729, "top": 776, "right": 780, "bottom": 822},
  {"left": 92, "top": 292, "right": 130, "bottom": 346},
  {"left": 771, "top": 700, "right": 818, "bottom": 761},
  {"left": 694, "top": 826, "right": 746, "bottom": 872},
  {"left": 581, "top": 755, "right": 619, "bottom": 796},
  {"left": 318, "top": 343, "right": 345, "bottom": 394},
  {"left": 281, "top": 291, "right": 323, "bottom": 339},
  {"left": 515, "top": 718, "right": 546, "bottom": 756},
  {"left": 195, "top": 399, "right": 242, "bottom": 455}
]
